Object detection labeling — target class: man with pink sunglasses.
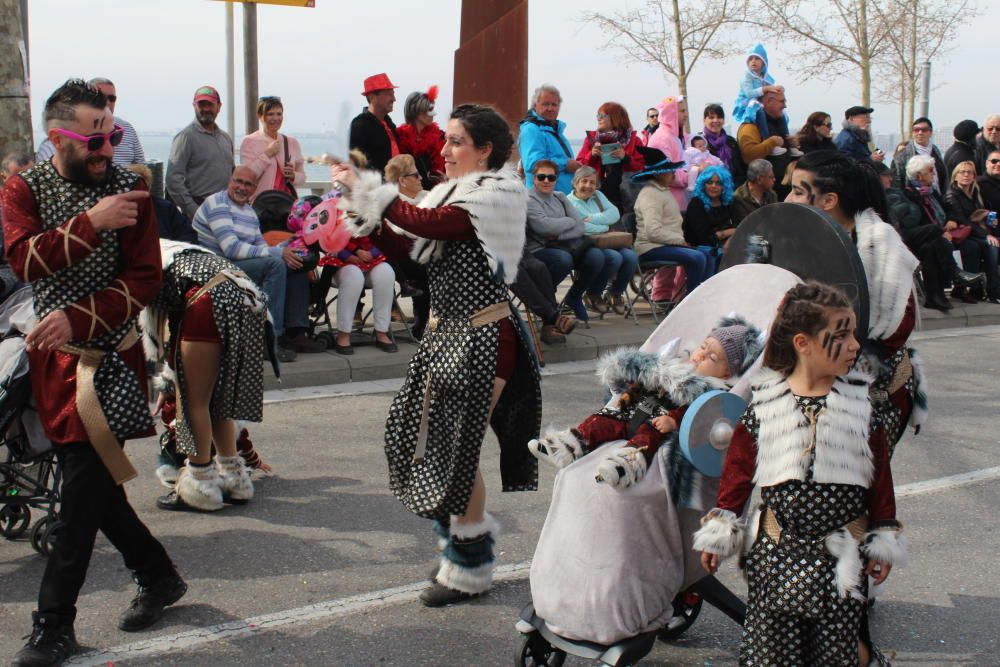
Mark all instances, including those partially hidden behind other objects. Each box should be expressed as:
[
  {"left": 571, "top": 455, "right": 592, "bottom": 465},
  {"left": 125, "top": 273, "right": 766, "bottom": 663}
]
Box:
[{"left": 2, "top": 79, "right": 184, "bottom": 667}]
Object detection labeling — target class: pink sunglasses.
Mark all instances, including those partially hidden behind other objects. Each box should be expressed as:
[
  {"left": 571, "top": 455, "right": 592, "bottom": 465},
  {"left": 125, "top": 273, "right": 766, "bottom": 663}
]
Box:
[{"left": 52, "top": 124, "right": 125, "bottom": 152}]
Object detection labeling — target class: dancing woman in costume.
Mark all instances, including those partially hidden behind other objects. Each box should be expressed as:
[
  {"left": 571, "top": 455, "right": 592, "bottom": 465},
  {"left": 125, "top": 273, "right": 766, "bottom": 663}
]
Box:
[{"left": 331, "top": 104, "right": 541, "bottom": 607}]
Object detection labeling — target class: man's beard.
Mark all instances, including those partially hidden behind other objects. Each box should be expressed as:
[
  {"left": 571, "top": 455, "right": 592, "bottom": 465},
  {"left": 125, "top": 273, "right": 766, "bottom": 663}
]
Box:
[
  {"left": 197, "top": 110, "right": 217, "bottom": 126},
  {"left": 62, "top": 144, "right": 111, "bottom": 186}
]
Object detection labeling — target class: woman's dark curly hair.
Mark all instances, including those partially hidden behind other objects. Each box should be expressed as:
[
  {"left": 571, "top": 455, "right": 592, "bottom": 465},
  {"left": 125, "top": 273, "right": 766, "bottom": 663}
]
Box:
[
  {"left": 763, "top": 281, "right": 853, "bottom": 375},
  {"left": 450, "top": 104, "right": 513, "bottom": 171}
]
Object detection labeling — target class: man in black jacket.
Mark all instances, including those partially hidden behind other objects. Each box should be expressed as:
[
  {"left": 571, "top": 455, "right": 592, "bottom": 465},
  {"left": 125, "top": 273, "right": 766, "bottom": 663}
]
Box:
[
  {"left": 945, "top": 120, "right": 979, "bottom": 178},
  {"left": 975, "top": 115, "right": 1000, "bottom": 177},
  {"left": 349, "top": 73, "right": 399, "bottom": 173},
  {"left": 977, "top": 148, "right": 1000, "bottom": 213}
]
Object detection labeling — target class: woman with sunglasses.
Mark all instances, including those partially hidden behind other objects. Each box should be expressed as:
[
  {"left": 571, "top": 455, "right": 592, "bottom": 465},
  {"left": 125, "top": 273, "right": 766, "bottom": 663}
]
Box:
[
  {"left": 575, "top": 102, "right": 644, "bottom": 211},
  {"left": 330, "top": 104, "right": 541, "bottom": 608},
  {"left": 240, "top": 96, "right": 305, "bottom": 202},
  {"left": 396, "top": 86, "right": 446, "bottom": 191},
  {"left": 796, "top": 111, "right": 836, "bottom": 154}
]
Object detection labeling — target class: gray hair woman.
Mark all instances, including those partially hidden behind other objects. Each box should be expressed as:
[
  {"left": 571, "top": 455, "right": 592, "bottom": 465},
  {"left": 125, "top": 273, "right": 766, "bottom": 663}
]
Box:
[
  {"left": 397, "top": 86, "right": 445, "bottom": 189},
  {"left": 567, "top": 166, "right": 638, "bottom": 315}
]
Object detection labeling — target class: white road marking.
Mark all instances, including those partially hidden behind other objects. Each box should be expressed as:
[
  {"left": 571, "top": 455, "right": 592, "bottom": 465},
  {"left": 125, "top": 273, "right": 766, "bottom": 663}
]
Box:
[{"left": 65, "top": 464, "right": 1000, "bottom": 666}]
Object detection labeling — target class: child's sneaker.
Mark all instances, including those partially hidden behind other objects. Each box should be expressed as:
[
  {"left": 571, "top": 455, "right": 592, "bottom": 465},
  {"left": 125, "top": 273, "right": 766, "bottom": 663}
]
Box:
[
  {"left": 769, "top": 146, "right": 787, "bottom": 156},
  {"left": 527, "top": 428, "right": 585, "bottom": 469}
]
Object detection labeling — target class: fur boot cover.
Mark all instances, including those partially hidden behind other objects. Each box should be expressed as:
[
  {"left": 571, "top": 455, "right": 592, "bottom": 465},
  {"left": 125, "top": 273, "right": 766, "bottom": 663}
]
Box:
[
  {"left": 751, "top": 367, "right": 874, "bottom": 487},
  {"left": 825, "top": 528, "right": 866, "bottom": 601},
  {"left": 854, "top": 208, "right": 920, "bottom": 339},
  {"left": 597, "top": 348, "right": 660, "bottom": 395},
  {"left": 176, "top": 464, "right": 223, "bottom": 511},
  {"left": 216, "top": 455, "right": 254, "bottom": 502},
  {"left": 693, "top": 508, "right": 745, "bottom": 559},
  {"left": 340, "top": 169, "right": 527, "bottom": 285},
  {"left": 657, "top": 357, "right": 730, "bottom": 405},
  {"left": 436, "top": 514, "right": 500, "bottom": 594},
  {"left": 861, "top": 525, "right": 908, "bottom": 568},
  {"left": 528, "top": 428, "right": 585, "bottom": 469},
  {"left": 595, "top": 445, "right": 649, "bottom": 490}
]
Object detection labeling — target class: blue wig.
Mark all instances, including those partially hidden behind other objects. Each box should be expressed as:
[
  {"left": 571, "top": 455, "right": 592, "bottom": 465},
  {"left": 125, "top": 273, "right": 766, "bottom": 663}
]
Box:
[{"left": 693, "top": 165, "right": 735, "bottom": 209}]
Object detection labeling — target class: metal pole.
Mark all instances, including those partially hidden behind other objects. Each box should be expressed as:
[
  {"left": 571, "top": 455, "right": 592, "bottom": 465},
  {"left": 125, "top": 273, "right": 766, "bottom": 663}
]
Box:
[
  {"left": 225, "top": 2, "right": 235, "bottom": 146},
  {"left": 919, "top": 60, "right": 931, "bottom": 119},
  {"left": 243, "top": 1, "right": 259, "bottom": 138}
]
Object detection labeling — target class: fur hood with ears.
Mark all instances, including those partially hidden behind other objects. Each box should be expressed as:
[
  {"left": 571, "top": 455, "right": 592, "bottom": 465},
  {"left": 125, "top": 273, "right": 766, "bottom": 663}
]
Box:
[
  {"left": 340, "top": 168, "right": 527, "bottom": 285},
  {"left": 597, "top": 348, "right": 660, "bottom": 395}
]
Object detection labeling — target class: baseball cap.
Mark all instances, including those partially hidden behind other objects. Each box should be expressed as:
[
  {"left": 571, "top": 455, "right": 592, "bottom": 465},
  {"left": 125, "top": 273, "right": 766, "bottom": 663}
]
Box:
[
  {"left": 193, "top": 86, "right": 221, "bottom": 104},
  {"left": 844, "top": 105, "right": 874, "bottom": 119}
]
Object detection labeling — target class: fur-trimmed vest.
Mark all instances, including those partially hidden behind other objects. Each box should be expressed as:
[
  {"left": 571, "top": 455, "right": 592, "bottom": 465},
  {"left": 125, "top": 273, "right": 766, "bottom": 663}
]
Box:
[
  {"left": 752, "top": 367, "right": 873, "bottom": 488},
  {"left": 341, "top": 169, "right": 527, "bottom": 285},
  {"left": 854, "top": 208, "right": 919, "bottom": 340}
]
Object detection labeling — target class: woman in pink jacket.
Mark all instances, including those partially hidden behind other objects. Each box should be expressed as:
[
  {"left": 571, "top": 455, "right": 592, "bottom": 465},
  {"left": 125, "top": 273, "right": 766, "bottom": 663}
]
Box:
[{"left": 240, "top": 96, "right": 306, "bottom": 202}]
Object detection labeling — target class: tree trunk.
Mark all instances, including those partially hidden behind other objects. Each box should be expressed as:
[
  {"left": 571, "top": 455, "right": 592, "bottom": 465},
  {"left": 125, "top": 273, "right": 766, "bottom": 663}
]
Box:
[
  {"left": 906, "top": 0, "right": 918, "bottom": 130},
  {"left": 0, "top": 0, "right": 33, "bottom": 155},
  {"left": 859, "top": 0, "right": 872, "bottom": 107},
  {"left": 671, "top": 0, "right": 691, "bottom": 135},
  {"left": 898, "top": 69, "right": 906, "bottom": 138}
]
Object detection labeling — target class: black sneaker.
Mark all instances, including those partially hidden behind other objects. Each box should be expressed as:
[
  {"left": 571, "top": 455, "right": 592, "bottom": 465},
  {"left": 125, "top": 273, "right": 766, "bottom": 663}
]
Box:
[
  {"left": 12, "top": 613, "right": 79, "bottom": 667},
  {"left": 118, "top": 569, "right": 187, "bottom": 632},
  {"left": 418, "top": 582, "right": 483, "bottom": 607}
]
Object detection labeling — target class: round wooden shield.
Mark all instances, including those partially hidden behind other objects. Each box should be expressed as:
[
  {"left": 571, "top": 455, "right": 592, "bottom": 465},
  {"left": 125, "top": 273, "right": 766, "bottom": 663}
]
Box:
[
  {"left": 719, "top": 203, "right": 870, "bottom": 342},
  {"left": 679, "top": 390, "right": 747, "bottom": 478}
]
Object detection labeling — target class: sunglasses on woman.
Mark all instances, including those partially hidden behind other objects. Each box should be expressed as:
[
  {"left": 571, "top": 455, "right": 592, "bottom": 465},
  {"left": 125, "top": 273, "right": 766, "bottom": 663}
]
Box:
[
  {"left": 52, "top": 125, "right": 125, "bottom": 152},
  {"left": 535, "top": 173, "right": 558, "bottom": 182}
]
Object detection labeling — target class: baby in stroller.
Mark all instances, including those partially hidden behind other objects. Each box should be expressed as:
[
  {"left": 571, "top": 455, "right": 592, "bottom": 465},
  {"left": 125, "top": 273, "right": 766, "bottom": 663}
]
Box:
[{"left": 528, "top": 316, "right": 763, "bottom": 490}]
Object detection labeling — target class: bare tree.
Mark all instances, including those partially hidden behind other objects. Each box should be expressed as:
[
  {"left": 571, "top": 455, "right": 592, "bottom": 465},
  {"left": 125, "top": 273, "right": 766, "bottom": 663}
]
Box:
[
  {"left": 872, "top": 0, "right": 977, "bottom": 137},
  {"left": 742, "top": 0, "right": 897, "bottom": 108},
  {"left": 580, "top": 0, "right": 746, "bottom": 133}
]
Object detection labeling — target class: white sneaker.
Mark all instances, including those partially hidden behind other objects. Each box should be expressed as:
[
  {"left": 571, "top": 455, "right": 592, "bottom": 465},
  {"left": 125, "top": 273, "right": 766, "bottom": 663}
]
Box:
[
  {"left": 527, "top": 428, "right": 585, "bottom": 469},
  {"left": 770, "top": 146, "right": 788, "bottom": 156}
]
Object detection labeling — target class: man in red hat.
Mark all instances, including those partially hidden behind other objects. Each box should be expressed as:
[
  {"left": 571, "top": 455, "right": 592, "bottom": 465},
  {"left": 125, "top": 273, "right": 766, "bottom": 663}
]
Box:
[{"left": 349, "top": 73, "right": 400, "bottom": 173}]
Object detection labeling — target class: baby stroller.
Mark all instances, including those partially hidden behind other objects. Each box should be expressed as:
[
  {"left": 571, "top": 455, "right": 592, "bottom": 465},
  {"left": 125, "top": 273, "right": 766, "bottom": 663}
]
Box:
[
  {"left": 517, "top": 204, "right": 872, "bottom": 666},
  {"left": 0, "top": 285, "right": 59, "bottom": 557}
]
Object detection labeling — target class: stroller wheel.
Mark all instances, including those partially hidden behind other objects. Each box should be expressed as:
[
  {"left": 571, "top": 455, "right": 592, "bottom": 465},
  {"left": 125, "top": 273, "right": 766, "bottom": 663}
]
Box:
[
  {"left": 0, "top": 504, "right": 31, "bottom": 539},
  {"left": 316, "top": 331, "right": 336, "bottom": 350},
  {"left": 30, "top": 517, "right": 58, "bottom": 557},
  {"left": 515, "top": 633, "right": 566, "bottom": 667},
  {"left": 658, "top": 591, "right": 704, "bottom": 642}
]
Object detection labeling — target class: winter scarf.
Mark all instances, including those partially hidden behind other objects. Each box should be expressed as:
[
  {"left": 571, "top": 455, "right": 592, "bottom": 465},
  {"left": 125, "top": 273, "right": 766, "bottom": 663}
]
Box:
[
  {"left": 702, "top": 127, "right": 732, "bottom": 167},
  {"left": 907, "top": 180, "right": 946, "bottom": 227}
]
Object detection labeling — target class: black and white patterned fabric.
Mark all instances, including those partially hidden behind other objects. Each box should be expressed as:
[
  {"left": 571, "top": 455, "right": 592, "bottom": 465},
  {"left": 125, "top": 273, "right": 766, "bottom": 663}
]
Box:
[
  {"left": 869, "top": 347, "right": 914, "bottom": 458},
  {"left": 20, "top": 162, "right": 153, "bottom": 439},
  {"left": 383, "top": 236, "right": 541, "bottom": 520},
  {"left": 151, "top": 248, "right": 265, "bottom": 456},
  {"left": 741, "top": 395, "right": 891, "bottom": 666}
]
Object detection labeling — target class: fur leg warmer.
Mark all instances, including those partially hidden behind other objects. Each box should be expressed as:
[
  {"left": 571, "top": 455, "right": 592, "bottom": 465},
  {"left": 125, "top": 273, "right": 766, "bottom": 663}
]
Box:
[
  {"left": 595, "top": 445, "right": 648, "bottom": 490},
  {"left": 435, "top": 514, "right": 499, "bottom": 595},
  {"left": 693, "top": 508, "right": 745, "bottom": 559},
  {"left": 825, "top": 528, "right": 866, "bottom": 601},
  {"left": 527, "top": 428, "right": 585, "bottom": 469},
  {"left": 216, "top": 455, "right": 254, "bottom": 502},
  {"left": 176, "top": 463, "right": 223, "bottom": 512}
]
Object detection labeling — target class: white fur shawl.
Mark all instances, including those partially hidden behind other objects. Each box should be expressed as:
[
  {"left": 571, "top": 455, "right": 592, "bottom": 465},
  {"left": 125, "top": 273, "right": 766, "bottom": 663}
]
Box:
[
  {"left": 341, "top": 169, "right": 527, "bottom": 285},
  {"left": 751, "top": 368, "right": 874, "bottom": 488},
  {"left": 854, "top": 208, "right": 919, "bottom": 339}
]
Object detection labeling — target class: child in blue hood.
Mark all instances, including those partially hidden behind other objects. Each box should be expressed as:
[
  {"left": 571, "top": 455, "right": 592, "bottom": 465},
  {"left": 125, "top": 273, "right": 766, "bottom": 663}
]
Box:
[{"left": 732, "top": 44, "right": 800, "bottom": 157}]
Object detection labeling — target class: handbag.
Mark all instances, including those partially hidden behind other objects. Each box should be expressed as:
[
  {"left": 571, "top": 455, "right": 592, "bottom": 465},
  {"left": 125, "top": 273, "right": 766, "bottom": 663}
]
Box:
[
  {"left": 949, "top": 224, "right": 972, "bottom": 244},
  {"left": 591, "top": 232, "right": 633, "bottom": 249}
]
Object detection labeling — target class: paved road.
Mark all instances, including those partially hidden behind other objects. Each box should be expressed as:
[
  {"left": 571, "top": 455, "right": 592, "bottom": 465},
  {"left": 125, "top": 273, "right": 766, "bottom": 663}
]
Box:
[{"left": 1, "top": 328, "right": 999, "bottom": 666}]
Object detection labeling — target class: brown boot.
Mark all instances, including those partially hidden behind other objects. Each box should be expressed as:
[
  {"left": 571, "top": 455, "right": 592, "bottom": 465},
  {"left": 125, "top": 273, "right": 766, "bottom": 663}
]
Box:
[
  {"left": 554, "top": 313, "right": 577, "bottom": 335},
  {"left": 540, "top": 324, "right": 566, "bottom": 345}
]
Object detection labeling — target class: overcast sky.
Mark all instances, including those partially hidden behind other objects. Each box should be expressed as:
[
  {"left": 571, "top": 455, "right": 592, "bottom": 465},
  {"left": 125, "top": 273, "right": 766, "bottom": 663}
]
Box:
[{"left": 24, "top": 0, "right": 997, "bottom": 144}]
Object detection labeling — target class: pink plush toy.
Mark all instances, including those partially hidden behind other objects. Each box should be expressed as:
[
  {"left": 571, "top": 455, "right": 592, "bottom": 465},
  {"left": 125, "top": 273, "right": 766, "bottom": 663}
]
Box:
[{"left": 302, "top": 196, "right": 352, "bottom": 255}]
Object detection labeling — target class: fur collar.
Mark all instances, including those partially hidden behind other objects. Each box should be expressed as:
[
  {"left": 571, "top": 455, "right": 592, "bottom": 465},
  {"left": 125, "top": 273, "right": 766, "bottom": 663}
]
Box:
[
  {"left": 658, "top": 357, "right": 730, "bottom": 406},
  {"left": 854, "top": 208, "right": 919, "bottom": 339},
  {"left": 342, "top": 169, "right": 526, "bottom": 285},
  {"left": 597, "top": 348, "right": 659, "bottom": 394},
  {"left": 751, "top": 367, "right": 874, "bottom": 487}
]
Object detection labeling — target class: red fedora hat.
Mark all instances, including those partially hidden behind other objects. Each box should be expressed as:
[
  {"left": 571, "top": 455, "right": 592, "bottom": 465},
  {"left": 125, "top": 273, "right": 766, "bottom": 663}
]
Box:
[{"left": 361, "top": 73, "right": 398, "bottom": 96}]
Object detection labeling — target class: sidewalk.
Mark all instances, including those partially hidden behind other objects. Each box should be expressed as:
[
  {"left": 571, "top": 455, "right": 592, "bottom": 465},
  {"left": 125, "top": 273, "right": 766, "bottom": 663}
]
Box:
[{"left": 264, "top": 300, "right": 1000, "bottom": 390}]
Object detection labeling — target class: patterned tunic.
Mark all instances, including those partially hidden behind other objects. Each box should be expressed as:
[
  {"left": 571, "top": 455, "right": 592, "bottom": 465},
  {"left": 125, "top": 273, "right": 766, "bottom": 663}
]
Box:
[
  {"left": 1, "top": 162, "right": 162, "bottom": 443},
  {"left": 150, "top": 247, "right": 266, "bottom": 456}
]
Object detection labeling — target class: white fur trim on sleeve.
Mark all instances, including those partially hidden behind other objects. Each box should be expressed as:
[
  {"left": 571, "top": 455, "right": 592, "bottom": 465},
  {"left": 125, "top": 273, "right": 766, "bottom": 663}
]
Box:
[
  {"left": 825, "top": 528, "right": 866, "bottom": 601},
  {"left": 337, "top": 170, "right": 399, "bottom": 237},
  {"left": 862, "top": 526, "right": 908, "bottom": 568},
  {"left": 693, "top": 508, "right": 745, "bottom": 558}
]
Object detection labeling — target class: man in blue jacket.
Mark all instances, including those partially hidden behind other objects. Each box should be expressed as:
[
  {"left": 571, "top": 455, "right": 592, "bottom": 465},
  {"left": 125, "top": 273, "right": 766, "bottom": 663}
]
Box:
[
  {"left": 519, "top": 84, "right": 580, "bottom": 193},
  {"left": 834, "top": 105, "right": 885, "bottom": 164}
]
